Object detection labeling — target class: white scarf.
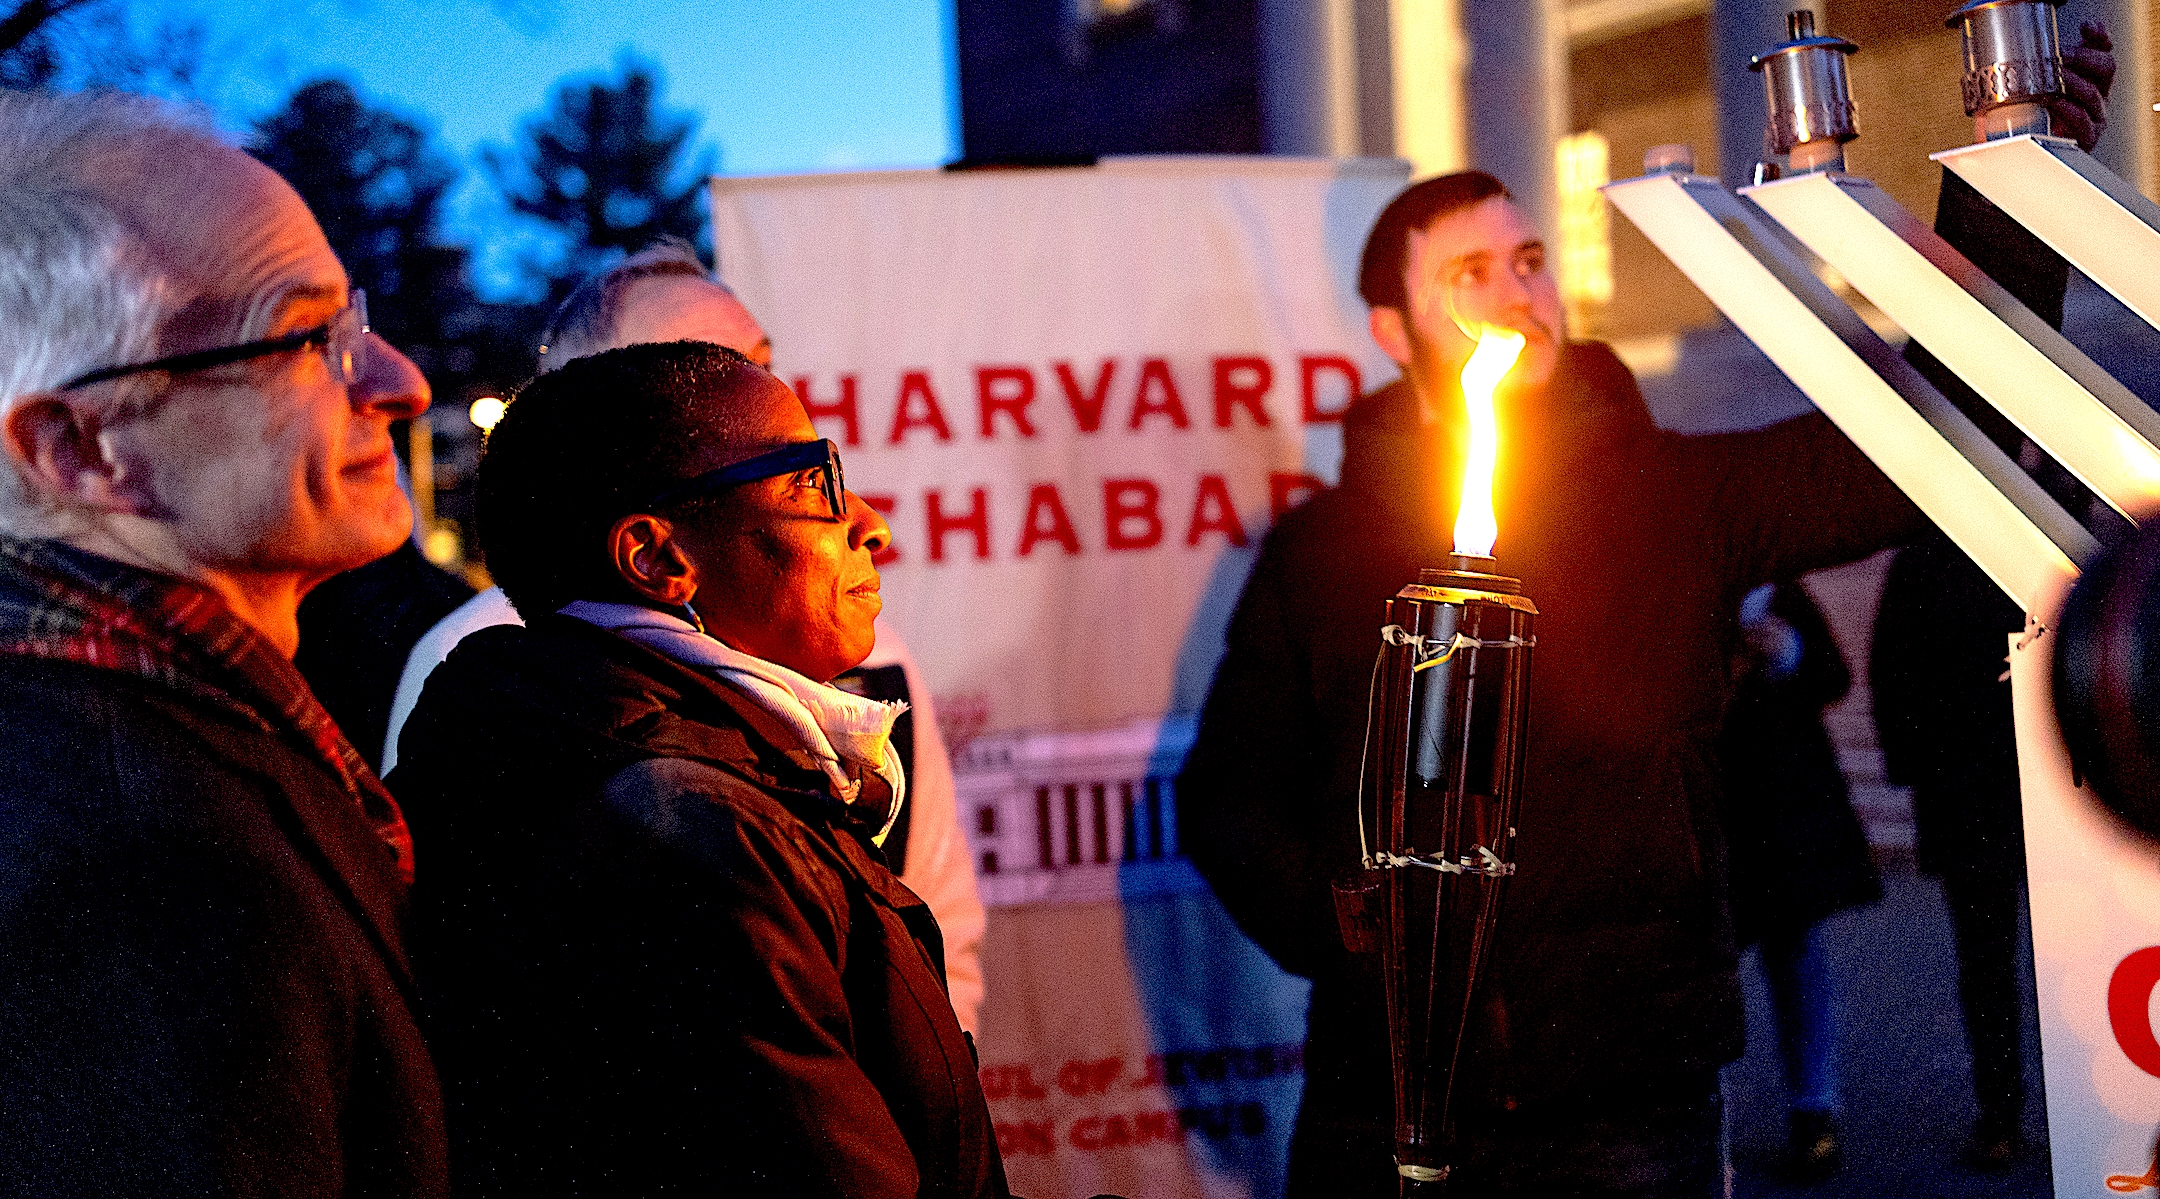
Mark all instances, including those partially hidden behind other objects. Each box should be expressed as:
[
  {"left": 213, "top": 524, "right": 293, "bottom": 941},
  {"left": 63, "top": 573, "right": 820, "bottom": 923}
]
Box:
[{"left": 559, "top": 601, "right": 907, "bottom": 843}]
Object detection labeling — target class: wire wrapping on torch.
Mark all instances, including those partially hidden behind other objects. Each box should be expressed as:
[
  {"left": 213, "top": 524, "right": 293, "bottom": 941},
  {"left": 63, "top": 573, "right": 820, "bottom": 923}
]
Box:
[
  {"left": 1357, "top": 624, "right": 1534, "bottom": 872},
  {"left": 1396, "top": 627, "right": 1536, "bottom": 673},
  {"left": 1356, "top": 598, "right": 1539, "bottom": 1187},
  {"left": 1368, "top": 845, "right": 1517, "bottom": 876}
]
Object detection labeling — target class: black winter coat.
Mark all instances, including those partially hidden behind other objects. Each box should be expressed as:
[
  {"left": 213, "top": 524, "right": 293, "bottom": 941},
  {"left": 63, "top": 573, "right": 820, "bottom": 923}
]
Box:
[
  {"left": 1872, "top": 534, "right": 2028, "bottom": 878},
  {"left": 1870, "top": 172, "right": 2080, "bottom": 882},
  {"left": 1715, "top": 582, "right": 1880, "bottom": 946},
  {"left": 0, "top": 656, "right": 448, "bottom": 1198},
  {"left": 296, "top": 542, "right": 476, "bottom": 773},
  {"left": 1178, "top": 342, "right": 1920, "bottom": 1149},
  {"left": 388, "top": 614, "right": 1009, "bottom": 1199}
]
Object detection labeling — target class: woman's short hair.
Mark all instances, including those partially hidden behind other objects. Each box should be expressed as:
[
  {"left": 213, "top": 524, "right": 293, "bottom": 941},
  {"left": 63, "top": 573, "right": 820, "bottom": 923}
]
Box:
[{"left": 477, "top": 339, "right": 766, "bottom": 620}]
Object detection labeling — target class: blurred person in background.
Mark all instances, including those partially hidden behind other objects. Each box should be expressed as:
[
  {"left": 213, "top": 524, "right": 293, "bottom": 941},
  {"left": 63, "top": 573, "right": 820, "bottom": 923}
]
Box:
[
  {"left": 0, "top": 90, "right": 445, "bottom": 1195},
  {"left": 294, "top": 479, "right": 474, "bottom": 772},
  {"left": 389, "top": 341, "right": 1009, "bottom": 1196},
  {"left": 1716, "top": 581, "right": 1879, "bottom": 1180},
  {"left": 1871, "top": 22, "right": 2119, "bottom": 1171},
  {"left": 1873, "top": 543, "right": 2036, "bottom": 1167},
  {"left": 383, "top": 238, "right": 984, "bottom": 1031}
]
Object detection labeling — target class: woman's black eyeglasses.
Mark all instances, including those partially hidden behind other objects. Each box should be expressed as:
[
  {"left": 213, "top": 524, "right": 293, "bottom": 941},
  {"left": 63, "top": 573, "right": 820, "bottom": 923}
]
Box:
[
  {"left": 58, "top": 291, "right": 369, "bottom": 392},
  {"left": 645, "top": 438, "right": 848, "bottom": 520}
]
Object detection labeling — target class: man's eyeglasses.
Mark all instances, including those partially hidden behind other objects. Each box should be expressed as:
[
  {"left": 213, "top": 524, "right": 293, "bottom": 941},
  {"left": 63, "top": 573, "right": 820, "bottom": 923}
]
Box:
[
  {"left": 646, "top": 438, "right": 848, "bottom": 521},
  {"left": 58, "top": 291, "right": 370, "bottom": 392}
]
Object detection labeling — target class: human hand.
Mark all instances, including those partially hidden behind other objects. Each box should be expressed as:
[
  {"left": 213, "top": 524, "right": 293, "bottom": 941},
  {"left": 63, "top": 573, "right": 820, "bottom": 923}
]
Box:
[
  {"left": 2050, "top": 21, "right": 2115, "bottom": 152},
  {"left": 1743, "top": 614, "right": 1804, "bottom": 681}
]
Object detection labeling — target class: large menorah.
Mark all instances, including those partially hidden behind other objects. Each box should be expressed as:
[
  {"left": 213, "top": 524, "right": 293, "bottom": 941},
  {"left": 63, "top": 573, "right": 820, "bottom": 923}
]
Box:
[{"left": 1604, "top": 2, "right": 2160, "bottom": 1186}]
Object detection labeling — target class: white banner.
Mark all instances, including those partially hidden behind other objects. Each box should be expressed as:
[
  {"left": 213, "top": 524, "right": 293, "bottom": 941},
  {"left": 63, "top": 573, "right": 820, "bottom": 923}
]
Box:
[
  {"left": 714, "top": 157, "right": 1406, "bottom": 1198},
  {"left": 2015, "top": 628, "right": 2160, "bottom": 1194}
]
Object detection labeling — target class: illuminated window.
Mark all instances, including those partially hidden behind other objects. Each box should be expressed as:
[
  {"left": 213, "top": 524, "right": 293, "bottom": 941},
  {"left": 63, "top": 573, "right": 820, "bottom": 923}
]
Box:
[{"left": 1555, "top": 131, "right": 1614, "bottom": 327}]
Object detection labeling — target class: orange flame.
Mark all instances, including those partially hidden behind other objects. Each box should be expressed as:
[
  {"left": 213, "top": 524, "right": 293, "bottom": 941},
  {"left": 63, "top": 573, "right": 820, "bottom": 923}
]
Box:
[{"left": 1453, "top": 325, "right": 1527, "bottom": 558}]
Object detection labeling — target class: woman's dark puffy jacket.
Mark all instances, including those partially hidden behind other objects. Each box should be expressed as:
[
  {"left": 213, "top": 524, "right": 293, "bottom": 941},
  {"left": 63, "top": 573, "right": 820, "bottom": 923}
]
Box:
[{"left": 390, "top": 614, "right": 1009, "bottom": 1199}]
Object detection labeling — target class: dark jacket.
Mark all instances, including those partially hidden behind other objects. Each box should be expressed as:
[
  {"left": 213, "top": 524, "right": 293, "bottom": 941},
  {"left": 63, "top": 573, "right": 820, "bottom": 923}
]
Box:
[
  {"left": 1715, "top": 582, "right": 1880, "bottom": 945},
  {"left": 1872, "top": 535, "right": 2028, "bottom": 878},
  {"left": 1871, "top": 172, "right": 2085, "bottom": 881},
  {"left": 0, "top": 639, "right": 446, "bottom": 1194},
  {"left": 1178, "top": 341, "right": 1920, "bottom": 1150},
  {"left": 387, "top": 614, "right": 1008, "bottom": 1199},
  {"left": 296, "top": 542, "right": 475, "bottom": 773}
]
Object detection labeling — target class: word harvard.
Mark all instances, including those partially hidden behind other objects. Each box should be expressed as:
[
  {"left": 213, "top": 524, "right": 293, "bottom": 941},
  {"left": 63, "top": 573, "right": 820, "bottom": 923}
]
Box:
[{"left": 790, "top": 354, "right": 1367, "bottom": 446}]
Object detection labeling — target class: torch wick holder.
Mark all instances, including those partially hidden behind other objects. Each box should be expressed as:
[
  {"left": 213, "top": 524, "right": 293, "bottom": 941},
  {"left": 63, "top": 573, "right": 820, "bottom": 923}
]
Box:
[
  {"left": 1418, "top": 557, "right": 1524, "bottom": 598},
  {"left": 1749, "top": 9, "right": 1860, "bottom": 175},
  {"left": 1947, "top": 0, "right": 2068, "bottom": 143}
]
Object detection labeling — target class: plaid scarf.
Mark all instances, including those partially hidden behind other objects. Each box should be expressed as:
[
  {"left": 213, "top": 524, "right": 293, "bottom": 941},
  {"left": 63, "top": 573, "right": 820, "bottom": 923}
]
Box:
[{"left": 0, "top": 536, "right": 413, "bottom": 885}]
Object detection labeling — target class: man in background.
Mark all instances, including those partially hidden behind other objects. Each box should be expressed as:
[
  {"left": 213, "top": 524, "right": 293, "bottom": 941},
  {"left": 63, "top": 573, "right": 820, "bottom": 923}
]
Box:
[
  {"left": 0, "top": 91, "right": 445, "bottom": 1195},
  {"left": 383, "top": 240, "right": 985, "bottom": 1030},
  {"left": 1717, "top": 581, "right": 1879, "bottom": 1178},
  {"left": 1181, "top": 169, "right": 1927, "bottom": 1196}
]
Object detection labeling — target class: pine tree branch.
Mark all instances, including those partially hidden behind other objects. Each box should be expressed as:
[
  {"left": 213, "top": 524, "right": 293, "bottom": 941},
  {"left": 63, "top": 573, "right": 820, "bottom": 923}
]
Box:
[{"left": 0, "top": 0, "right": 98, "bottom": 58}]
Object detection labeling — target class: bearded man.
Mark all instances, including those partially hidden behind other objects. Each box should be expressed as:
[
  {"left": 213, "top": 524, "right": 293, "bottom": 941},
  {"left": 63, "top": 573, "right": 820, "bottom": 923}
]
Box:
[{"left": 1178, "top": 128, "right": 2101, "bottom": 1194}]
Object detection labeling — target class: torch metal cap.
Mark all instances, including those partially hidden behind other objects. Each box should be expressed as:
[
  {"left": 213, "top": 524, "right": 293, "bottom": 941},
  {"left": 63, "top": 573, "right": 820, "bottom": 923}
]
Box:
[
  {"left": 1947, "top": 0, "right": 2066, "bottom": 117},
  {"left": 1404, "top": 561, "right": 1537, "bottom": 612},
  {"left": 1749, "top": 10, "right": 1859, "bottom": 155}
]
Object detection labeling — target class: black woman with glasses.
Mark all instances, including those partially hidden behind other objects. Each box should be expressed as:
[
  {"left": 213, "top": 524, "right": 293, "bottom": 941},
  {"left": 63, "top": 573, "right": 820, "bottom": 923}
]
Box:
[{"left": 387, "top": 340, "right": 1016, "bottom": 1198}]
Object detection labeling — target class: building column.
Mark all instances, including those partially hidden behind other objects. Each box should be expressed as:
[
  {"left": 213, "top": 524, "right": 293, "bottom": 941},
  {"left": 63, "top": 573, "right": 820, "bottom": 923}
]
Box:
[
  {"left": 1257, "top": 0, "right": 1364, "bottom": 155},
  {"left": 1261, "top": 0, "right": 1570, "bottom": 233},
  {"left": 1712, "top": 0, "right": 1822, "bottom": 189},
  {"left": 1458, "top": 0, "right": 1566, "bottom": 237},
  {"left": 2082, "top": 0, "right": 2152, "bottom": 195},
  {"left": 1365, "top": 0, "right": 1569, "bottom": 229}
]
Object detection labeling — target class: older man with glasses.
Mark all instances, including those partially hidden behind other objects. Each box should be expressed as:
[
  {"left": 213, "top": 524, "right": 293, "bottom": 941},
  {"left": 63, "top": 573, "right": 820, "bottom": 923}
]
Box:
[
  {"left": 0, "top": 92, "right": 445, "bottom": 1194},
  {"left": 390, "top": 340, "right": 1011, "bottom": 1197}
]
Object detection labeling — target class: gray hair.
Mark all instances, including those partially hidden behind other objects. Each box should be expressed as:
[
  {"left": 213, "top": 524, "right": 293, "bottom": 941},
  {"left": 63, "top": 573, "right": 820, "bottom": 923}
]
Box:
[
  {"left": 0, "top": 90, "right": 214, "bottom": 534},
  {"left": 536, "top": 237, "right": 719, "bottom": 372}
]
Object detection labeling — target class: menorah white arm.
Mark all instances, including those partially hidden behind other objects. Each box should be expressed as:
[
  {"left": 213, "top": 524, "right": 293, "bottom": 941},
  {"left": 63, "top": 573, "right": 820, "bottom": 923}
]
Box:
[
  {"left": 1602, "top": 170, "right": 2092, "bottom": 613},
  {"left": 1743, "top": 170, "right": 2160, "bottom": 524},
  {"left": 1935, "top": 135, "right": 2160, "bottom": 337}
]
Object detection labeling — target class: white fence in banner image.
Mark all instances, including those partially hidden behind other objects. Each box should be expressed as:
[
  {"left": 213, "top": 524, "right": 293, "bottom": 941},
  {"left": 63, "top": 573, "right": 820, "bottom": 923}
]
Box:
[{"left": 953, "top": 717, "right": 1209, "bottom": 907}]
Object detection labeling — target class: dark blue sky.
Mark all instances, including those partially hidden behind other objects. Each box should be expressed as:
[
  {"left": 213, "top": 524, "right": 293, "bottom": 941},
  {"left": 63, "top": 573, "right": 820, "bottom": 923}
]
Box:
[{"left": 144, "top": 0, "right": 957, "bottom": 296}]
